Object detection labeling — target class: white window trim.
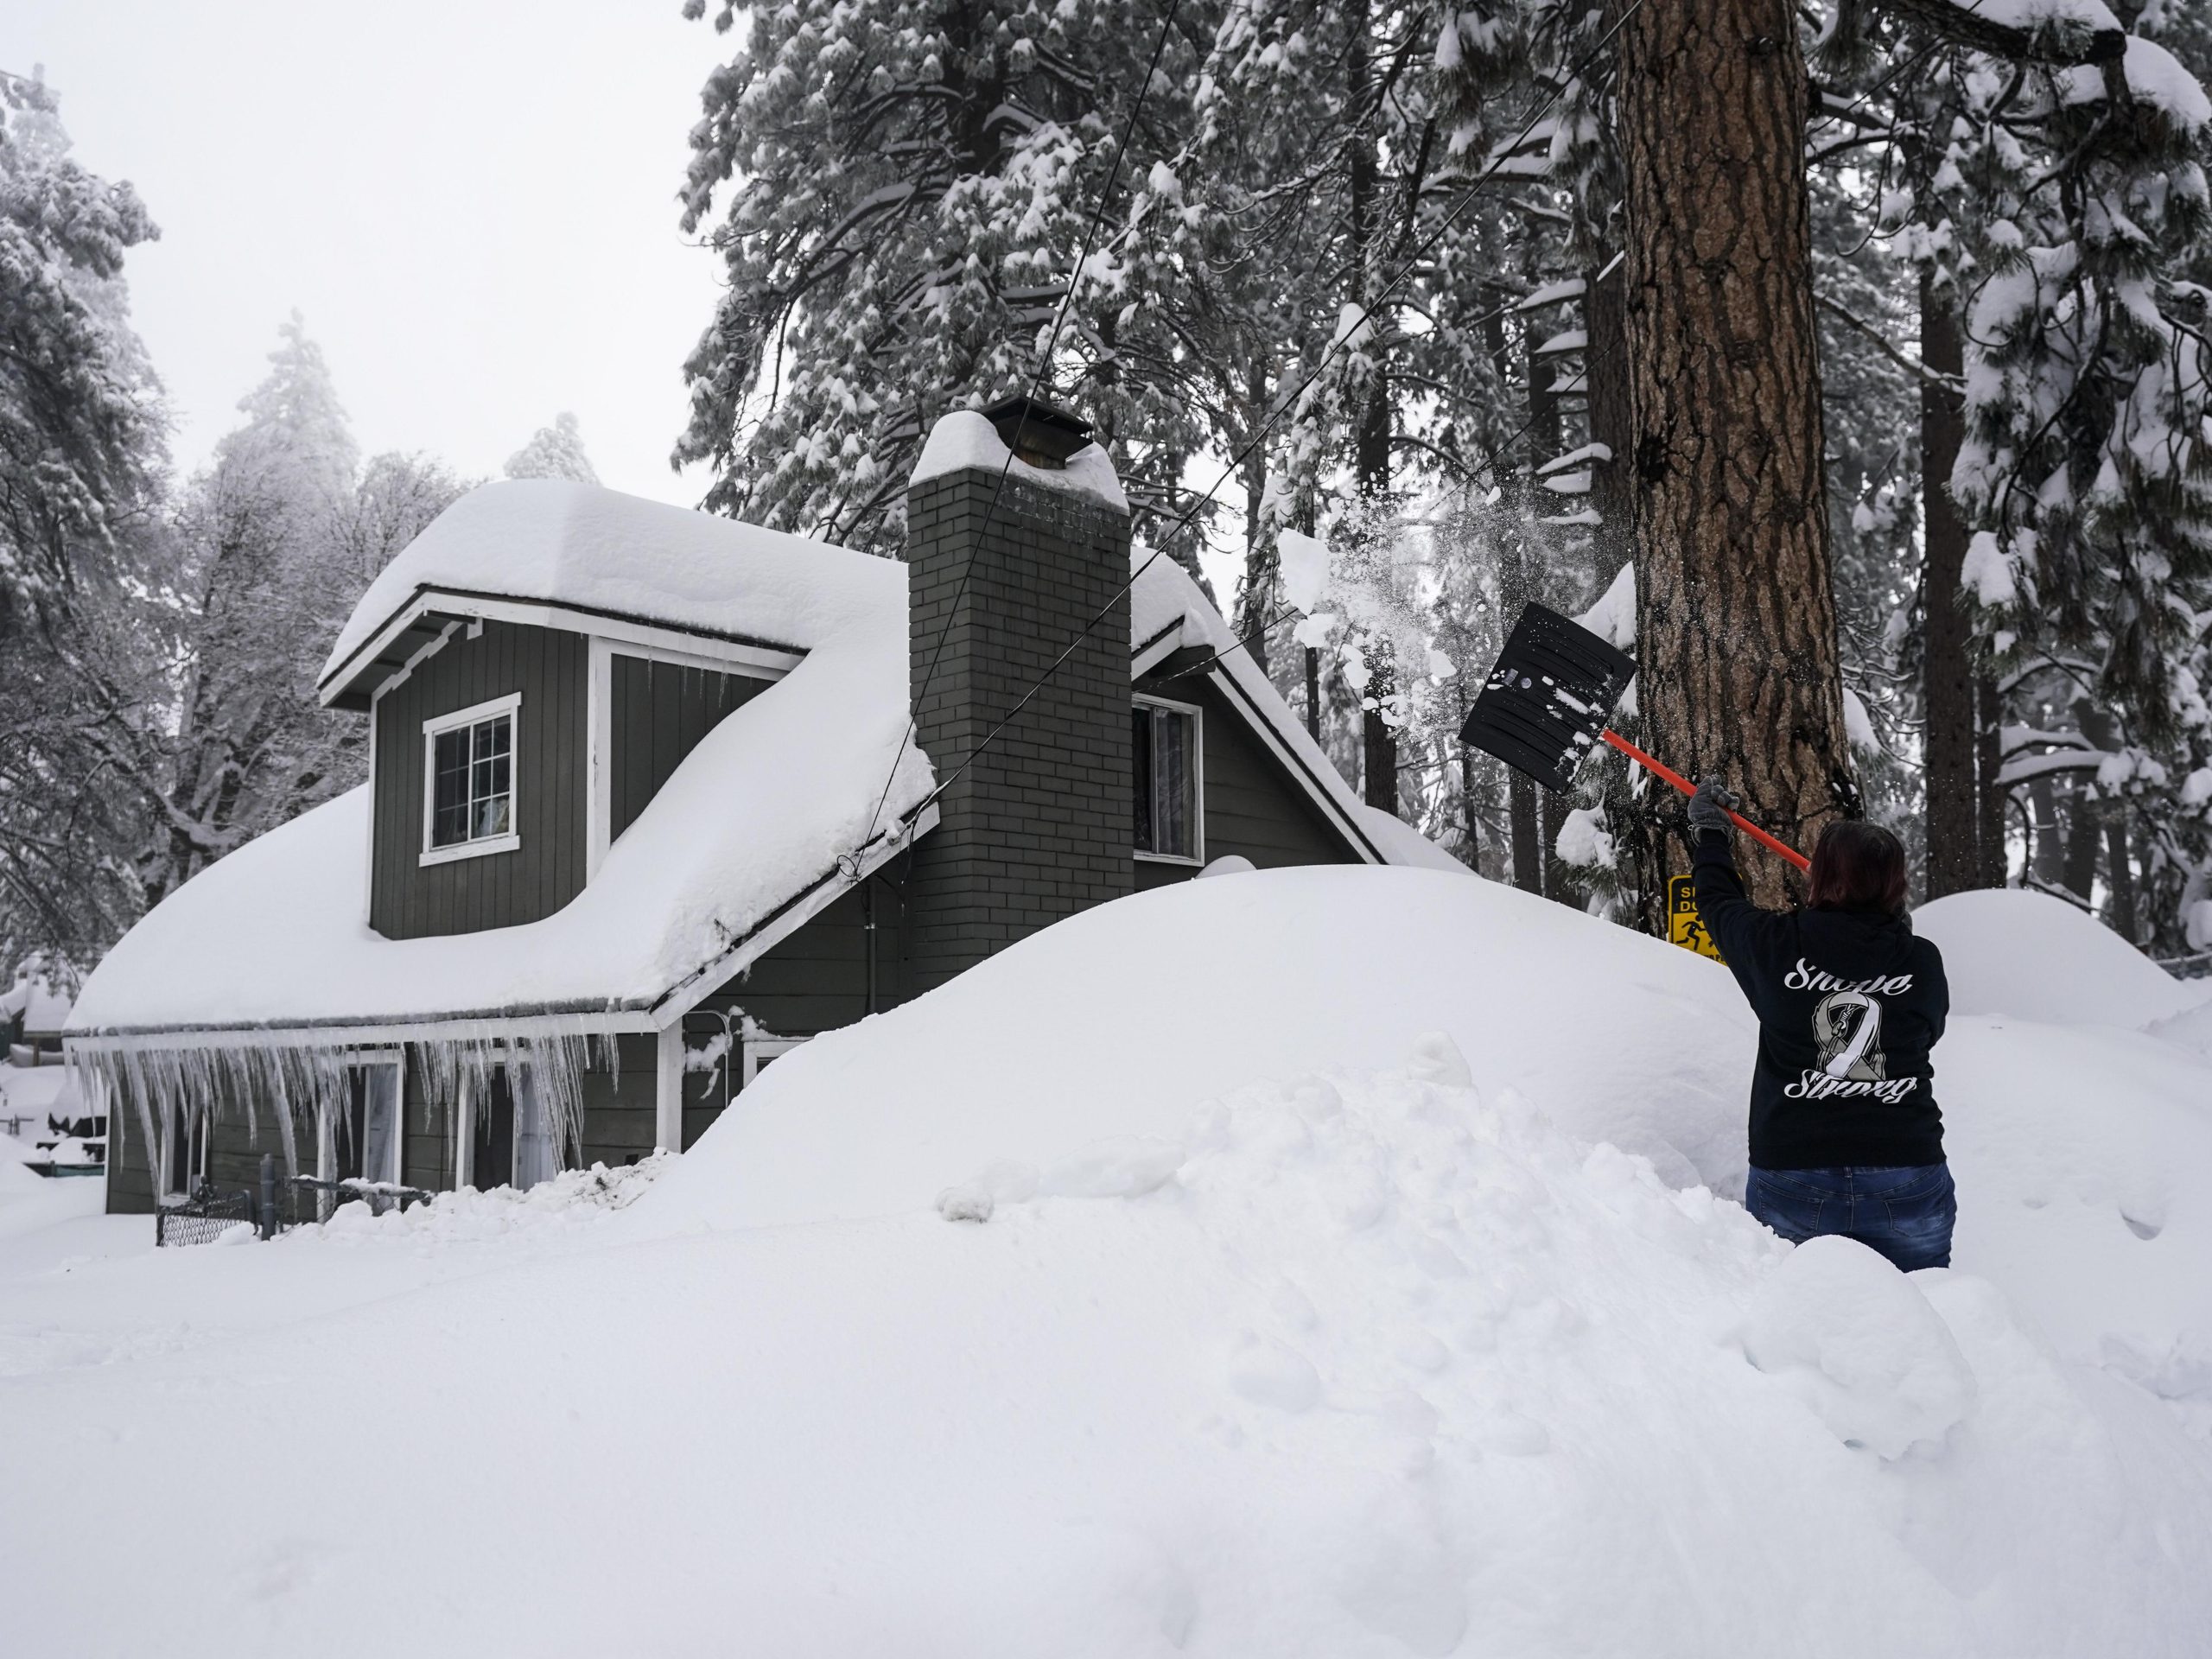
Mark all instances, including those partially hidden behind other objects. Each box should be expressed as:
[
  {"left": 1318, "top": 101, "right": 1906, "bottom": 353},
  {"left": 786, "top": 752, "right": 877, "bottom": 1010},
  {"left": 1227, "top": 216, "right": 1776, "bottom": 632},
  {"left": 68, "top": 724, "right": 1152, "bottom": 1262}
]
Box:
[
  {"left": 455, "top": 1071, "right": 477, "bottom": 1190},
  {"left": 742, "top": 1035, "right": 807, "bottom": 1088},
  {"left": 158, "top": 1101, "right": 208, "bottom": 1202},
  {"left": 316, "top": 1052, "right": 405, "bottom": 1191},
  {"left": 1132, "top": 692, "right": 1205, "bottom": 867},
  {"left": 420, "top": 692, "right": 523, "bottom": 867}
]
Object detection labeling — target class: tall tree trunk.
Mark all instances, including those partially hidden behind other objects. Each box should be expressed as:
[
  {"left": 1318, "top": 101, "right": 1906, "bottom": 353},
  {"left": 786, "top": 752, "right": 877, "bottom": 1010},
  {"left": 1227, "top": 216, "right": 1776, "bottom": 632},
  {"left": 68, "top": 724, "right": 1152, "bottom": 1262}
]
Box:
[
  {"left": 1584, "top": 259, "right": 1635, "bottom": 582},
  {"left": 2105, "top": 813, "right": 2137, "bottom": 941},
  {"left": 2027, "top": 774, "right": 2067, "bottom": 887},
  {"left": 1236, "top": 361, "right": 1274, "bottom": 677},
  {"left": 1305, "top": 646, "right": 1321, "bottom": 741},
  {"left": 1975, "top": 671, "right": 2009, "bottom": 885},
  {"left": 2060, "top": 781, "right": 2101, "bottom": 900},
  {"left": 1350, "top": 6, "right": 1397, "bottom": 817},
  {"left": 1618, "top": 0, "right": 1853, "bottom": 923},
  {"left": 1498, "top": 527, "right": 1543, "bottom": 892},
  {"left": 1523, "top": 325, "right": 1580, "bottom": 906},
  {"left": 1483, "top": 297, "right": 1541, "bottom": 886},
  {"left": 1919, "top": 271, "right": 1981, "bottom": 898}
]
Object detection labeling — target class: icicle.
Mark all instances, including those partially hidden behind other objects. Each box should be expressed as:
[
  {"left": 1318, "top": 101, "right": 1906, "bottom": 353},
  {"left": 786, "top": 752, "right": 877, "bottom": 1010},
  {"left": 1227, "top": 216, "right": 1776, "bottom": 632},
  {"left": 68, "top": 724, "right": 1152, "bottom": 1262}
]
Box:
[{"left": 66, "top": 1016, "right": 632, "bottom": 1196}]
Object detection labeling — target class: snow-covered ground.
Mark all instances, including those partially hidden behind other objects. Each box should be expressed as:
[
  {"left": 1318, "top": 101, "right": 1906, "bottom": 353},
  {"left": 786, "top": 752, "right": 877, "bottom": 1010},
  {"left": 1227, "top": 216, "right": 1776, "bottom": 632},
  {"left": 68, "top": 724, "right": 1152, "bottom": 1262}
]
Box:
[{"left": 3, "top": 870, "right": 2209, "bottom": 1656}]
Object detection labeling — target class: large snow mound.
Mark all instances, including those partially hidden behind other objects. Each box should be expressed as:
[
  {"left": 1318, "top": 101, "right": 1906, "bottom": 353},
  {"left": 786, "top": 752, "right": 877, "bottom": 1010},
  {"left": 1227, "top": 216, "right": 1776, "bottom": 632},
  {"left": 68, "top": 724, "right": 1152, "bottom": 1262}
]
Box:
[
  {"left": 641, "top": 868, "right": 1756, "bottom": 1231},
  {"left": 321, "top": 480, "right": 899, "bottom": 690},
  {"left": 1916, "top": 887, "right": 2209, "bottom": 1027}
]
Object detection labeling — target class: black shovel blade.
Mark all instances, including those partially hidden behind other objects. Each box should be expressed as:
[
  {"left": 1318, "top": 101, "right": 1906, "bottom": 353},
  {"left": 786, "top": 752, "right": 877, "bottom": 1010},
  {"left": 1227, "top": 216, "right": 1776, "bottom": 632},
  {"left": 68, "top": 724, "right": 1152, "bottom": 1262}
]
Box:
[{"left": 1457, "top": 602, "right": 1635, "bottom": 793}]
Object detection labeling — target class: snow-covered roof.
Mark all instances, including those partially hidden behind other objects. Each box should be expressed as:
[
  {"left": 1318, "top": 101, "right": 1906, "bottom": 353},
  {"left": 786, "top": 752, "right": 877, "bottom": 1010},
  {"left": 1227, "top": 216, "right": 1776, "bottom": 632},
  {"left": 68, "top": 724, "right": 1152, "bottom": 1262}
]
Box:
[
  {"left": 74, "top": 483, "right": 1457, "bottom": 1043},
  {"left": 319, "top": 480, "right": 894, "bottom": 703},
  {"left": 79, "top": 584, "right": 931, "bottom": 1041}
]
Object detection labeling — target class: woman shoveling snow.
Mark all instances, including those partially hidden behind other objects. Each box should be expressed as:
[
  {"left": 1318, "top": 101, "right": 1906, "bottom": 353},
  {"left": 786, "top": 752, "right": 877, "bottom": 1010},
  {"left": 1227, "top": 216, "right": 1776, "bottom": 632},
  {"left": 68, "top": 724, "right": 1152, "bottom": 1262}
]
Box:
[{"left": 1689, "top": 782, "right": 1955, "bottom": 1270}]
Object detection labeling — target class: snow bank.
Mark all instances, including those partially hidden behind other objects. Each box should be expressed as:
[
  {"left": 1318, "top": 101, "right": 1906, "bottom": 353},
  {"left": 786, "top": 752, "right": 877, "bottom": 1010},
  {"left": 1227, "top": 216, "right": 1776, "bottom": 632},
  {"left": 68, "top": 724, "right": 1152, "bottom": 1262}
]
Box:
[
  {"left": 72, "top": 608, "right": 932, "bottom": 1035},
  {"left": 321, "top": 480, "right": 898, "bottom": 690},
  {"left": 910, "top": 409, "right": 1129, "bottom": 514},
  {"left": 9, "top": 1026, "right": 2211, "bottom": 1656},
  {"left": 1916, "top": 887, "right": 2209, "bottom": 1026},
  {"left": 637, "top": 866, "right": 2212, "bottom": 1445},
  {"left": 640, "top": 868, "right": 1759, "bottom": 1232}
]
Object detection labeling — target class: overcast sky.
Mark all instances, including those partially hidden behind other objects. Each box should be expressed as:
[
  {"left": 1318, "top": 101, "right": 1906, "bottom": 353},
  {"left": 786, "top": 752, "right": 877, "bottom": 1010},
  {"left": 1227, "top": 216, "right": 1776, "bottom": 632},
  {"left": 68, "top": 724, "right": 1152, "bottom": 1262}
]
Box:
[{"left": 16, "top": 0, "right": 734, "bottom": 505}]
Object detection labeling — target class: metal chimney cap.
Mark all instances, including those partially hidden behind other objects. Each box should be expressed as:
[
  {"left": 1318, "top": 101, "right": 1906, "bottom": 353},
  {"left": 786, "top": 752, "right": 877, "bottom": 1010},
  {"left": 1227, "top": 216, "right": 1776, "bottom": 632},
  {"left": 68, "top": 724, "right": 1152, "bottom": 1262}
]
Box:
[{"left": 981, "top": 394, "right": 1093, "bottom": 468}]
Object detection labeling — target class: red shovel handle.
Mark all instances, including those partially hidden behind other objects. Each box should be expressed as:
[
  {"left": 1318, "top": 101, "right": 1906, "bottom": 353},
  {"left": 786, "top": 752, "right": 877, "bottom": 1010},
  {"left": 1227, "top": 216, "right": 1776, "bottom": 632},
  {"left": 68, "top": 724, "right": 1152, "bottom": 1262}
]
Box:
[{"left": 1600, "top": 730, "right": 1812, "bottom": 873}]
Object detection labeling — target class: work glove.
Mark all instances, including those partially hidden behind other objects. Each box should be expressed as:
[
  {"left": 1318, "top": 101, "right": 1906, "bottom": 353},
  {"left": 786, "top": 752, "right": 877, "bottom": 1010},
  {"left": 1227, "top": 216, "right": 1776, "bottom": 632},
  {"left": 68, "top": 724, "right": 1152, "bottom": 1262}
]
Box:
[{"left": 1688, "top": 777, "right": 1741, "bottom": 838}]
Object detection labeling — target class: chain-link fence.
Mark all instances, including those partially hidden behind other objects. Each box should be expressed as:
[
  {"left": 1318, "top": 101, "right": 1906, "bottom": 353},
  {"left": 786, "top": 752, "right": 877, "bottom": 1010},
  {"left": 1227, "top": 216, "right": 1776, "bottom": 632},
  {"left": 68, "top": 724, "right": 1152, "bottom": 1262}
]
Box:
[
  {"left": 155, "top": 1159, "right": 435, "bottom": 1247},
  {"left": 154, "top": 1185, "right": 257, "bottom": 1248}
]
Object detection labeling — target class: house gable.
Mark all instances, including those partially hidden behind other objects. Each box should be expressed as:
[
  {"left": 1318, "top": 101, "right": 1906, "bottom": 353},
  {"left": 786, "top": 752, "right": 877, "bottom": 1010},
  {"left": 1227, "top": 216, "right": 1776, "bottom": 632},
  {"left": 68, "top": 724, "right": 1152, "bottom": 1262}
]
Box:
[
  {"left": 1130, "top": 665, "right": 1368, "bottom": 889},
  {"left": 372, "top": 619, "right": 588, "bottom": 939}
]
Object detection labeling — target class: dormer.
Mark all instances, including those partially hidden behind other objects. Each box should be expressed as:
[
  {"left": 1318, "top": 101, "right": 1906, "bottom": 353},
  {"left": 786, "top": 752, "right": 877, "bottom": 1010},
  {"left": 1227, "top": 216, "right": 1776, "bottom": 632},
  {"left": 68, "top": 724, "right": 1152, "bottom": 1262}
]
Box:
[{"left": 316, "top": 482, "right": 810, "bottom": 942}]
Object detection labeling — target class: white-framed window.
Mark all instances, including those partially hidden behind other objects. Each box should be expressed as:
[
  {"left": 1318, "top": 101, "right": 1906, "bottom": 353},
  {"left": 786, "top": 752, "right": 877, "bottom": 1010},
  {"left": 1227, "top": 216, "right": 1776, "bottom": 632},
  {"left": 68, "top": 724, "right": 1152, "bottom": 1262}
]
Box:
[
  {"left": 421, "top": 693, "right": 520, "bottom": 865},
  {"left": 1133, "top": 694, "right": 1203, "bottom": 864},
  {"left": 319, "top": 1053, "right": 404, "bottom": 1191},
  {"left": 457, "top": 1063, "right": 564, "bottom": 1192},
  {"left": 160, "top": 1102, "right": 208, "bottom": 1202},
  {"left": 742, "top": 1035, "right": 807, "bottom": 1088}
]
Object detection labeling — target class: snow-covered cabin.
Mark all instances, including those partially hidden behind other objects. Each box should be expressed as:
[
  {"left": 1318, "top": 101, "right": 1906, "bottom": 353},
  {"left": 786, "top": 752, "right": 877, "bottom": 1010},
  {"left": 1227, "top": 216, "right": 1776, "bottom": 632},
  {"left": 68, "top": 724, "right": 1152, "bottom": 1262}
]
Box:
[{"left": 73, "top": 398, "right": 1444, "bottom": 1212}]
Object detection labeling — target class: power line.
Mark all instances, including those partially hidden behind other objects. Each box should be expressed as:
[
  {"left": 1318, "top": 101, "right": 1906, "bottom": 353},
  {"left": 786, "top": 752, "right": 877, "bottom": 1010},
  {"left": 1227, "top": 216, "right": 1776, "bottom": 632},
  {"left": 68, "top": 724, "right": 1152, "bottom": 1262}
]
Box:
[{"left": 854, "top": 0, "right": 1185, "bottom": 856}]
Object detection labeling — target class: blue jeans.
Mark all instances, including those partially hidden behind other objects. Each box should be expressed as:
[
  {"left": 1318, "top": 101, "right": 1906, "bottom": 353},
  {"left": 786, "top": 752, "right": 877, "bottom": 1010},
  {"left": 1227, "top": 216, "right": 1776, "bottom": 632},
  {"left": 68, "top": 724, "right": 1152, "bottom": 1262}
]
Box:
[{"left": 1745, "top": 1164, "right": 1955, "bottom": 1272}]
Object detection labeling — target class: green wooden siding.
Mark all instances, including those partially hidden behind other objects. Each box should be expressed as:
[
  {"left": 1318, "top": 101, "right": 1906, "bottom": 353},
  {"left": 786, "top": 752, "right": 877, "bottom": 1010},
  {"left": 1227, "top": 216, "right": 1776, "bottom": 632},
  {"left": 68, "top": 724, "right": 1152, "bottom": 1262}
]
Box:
[
  {"left": 609, "top": 654, "right": 766, "bottom": 842},
  {"left": 680, "top": 874, "right": 909, "bottom": 1148},
  {"left": 1131, "top": 672, "right": 1361, "bottom": 889},
  {"left": 371, "top": 620, "right": 588, "bottom": 939}
]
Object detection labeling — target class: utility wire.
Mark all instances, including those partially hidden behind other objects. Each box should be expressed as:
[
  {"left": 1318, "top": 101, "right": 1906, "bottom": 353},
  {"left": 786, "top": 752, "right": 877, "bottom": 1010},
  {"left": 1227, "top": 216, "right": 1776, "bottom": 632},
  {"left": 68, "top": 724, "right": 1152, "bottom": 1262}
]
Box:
[
  {"left": 853, "top": 0, "right": 1185, "bottom": 858},
  {"left": 884, "top": 0, "right": 1655, "bottom": 835}
]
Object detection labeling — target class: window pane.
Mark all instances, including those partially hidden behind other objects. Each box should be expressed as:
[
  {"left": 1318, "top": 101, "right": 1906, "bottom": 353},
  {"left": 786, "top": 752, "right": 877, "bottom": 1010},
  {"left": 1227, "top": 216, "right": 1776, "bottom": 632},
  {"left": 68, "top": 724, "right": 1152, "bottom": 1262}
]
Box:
[
  {"left": 430, "top": 728, "right": 469, "bottom": 846},
  {"left": 1131, "top": 706, "right": 1154, "bottom": 853},
  {"left": 359, "top": 1066, "right": 398, "bottom": 1185},
  {"left": 476, "top": 792, "right": 511, "bottom": 839},
  {"left": 1156, "top": 709, "right": 1192, "bottom": 858}
]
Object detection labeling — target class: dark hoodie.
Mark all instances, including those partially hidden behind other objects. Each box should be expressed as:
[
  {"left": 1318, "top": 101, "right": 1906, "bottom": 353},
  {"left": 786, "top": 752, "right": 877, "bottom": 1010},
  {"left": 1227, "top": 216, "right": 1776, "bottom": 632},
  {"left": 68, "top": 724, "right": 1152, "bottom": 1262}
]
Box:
[{"left": 1693, "top": 828, "right": 1948, "bottom": 1169}]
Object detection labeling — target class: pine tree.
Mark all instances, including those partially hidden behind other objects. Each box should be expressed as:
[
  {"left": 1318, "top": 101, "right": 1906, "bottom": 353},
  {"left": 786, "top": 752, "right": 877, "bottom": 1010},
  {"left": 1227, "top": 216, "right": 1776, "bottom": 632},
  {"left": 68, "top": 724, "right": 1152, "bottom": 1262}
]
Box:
[
  {"left": 505, "top": 412, "right": 598, "bottom": 484},
  {"left": 674, "top": 0, "right": 1210, "bottom": 554},
  {"left": 0, "top": 69, "right": 164, "bottom": 636}
]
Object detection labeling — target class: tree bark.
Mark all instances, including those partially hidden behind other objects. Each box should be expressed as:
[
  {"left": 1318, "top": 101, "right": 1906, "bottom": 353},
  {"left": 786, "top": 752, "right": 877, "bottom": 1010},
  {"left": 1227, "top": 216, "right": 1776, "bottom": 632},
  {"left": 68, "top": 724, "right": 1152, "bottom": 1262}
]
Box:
[
  {"left": 1482, "top": 298, "right": 1541, "bottom": 886},
  {"left": 1919, "top": 271, "right": 1982, "bottom": 899},
  {"left": 2105, "top": 812, "right": 2137, "bottom": 941},
  {"left": 1584, "top": 259, "right": 1635, "bottom": 583},
  {"left": 1618, "top": 0, "right": 1854, "bottom": 922},
  {"left": 1350, "top": 10, "right": 1397, "bottom": 818},
  {"left": 2027, "top": 773, "right": 2067, "bottom": 887},
  {"left": 2060, "top": 781, "right": 2101, "bottom": 900},
  {"left": 1975, "top": 671, "right": 2009, "bottom": 886}
]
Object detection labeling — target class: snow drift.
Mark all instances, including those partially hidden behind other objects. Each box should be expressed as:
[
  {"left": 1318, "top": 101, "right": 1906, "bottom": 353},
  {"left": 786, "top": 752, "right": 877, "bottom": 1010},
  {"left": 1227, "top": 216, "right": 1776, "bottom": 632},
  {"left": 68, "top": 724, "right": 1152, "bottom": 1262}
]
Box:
[{"left": 5, "top": 872, "right": 2212, "bottom": 1656}]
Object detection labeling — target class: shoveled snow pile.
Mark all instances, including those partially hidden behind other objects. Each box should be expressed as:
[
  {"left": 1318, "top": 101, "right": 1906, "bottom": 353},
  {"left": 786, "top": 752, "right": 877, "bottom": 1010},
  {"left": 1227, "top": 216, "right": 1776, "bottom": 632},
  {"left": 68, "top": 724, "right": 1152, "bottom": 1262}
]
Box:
[{"left": 5, "top": 872, "right": 2212, "bottom": 1656}]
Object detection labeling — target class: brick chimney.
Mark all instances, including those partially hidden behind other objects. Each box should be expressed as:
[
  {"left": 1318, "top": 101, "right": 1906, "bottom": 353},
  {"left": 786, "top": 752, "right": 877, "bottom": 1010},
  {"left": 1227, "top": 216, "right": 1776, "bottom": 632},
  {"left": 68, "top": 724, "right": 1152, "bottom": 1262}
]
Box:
[{"left": 902, "top": 396, "right": 1133, "bottom": 997}]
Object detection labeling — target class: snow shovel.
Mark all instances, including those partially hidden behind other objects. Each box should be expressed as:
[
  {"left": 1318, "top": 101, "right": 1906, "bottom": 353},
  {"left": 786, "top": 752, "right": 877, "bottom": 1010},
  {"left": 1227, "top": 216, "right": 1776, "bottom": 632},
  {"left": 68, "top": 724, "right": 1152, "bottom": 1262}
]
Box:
[{"left": 1457, "top": 602, "right": 1811, "bottom": 873}]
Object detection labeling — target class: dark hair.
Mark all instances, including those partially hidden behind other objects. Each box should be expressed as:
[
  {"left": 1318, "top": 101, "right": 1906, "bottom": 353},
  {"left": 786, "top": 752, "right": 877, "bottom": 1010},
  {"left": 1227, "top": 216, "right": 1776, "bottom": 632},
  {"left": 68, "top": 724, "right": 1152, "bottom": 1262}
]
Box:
[{"left": 1808, "top": 820, "right": 1908, "bottom": 916}]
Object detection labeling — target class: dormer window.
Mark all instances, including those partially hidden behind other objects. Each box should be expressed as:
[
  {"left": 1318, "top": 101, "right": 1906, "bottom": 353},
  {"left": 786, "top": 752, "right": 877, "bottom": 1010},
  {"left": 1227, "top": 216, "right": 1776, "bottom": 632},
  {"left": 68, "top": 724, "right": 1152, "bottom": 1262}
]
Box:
[{"left": 422, "top": 693, "right": 521, "bottom": 865}]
